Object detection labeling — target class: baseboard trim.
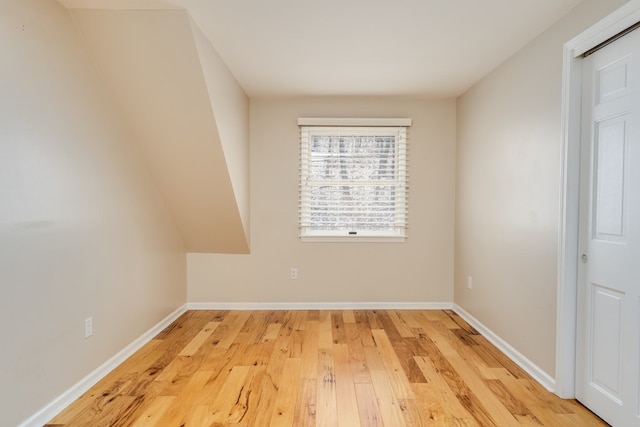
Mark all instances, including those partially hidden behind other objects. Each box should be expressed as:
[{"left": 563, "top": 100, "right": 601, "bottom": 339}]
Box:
[
  {"left": 18, "top": 304, "right": 188, "bottom": 427},
  {"left": 186, "top": 301, "right": 454, "bottom": 310},
  {"left": 453, "top": 304, "right": 556, "bottom": 392}
]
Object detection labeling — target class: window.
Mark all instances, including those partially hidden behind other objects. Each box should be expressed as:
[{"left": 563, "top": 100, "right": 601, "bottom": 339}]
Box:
[{"left": 298, "top": 118, "right": 410, "bottom": 242}]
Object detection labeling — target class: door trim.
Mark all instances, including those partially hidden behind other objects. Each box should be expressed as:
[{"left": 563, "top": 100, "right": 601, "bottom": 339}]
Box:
[{"left": 557, "top": 0, "right": 640, "bottom": 399}]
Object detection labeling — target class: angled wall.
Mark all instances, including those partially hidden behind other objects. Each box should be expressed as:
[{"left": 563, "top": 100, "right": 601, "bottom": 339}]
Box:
[
  {"left": 190, "top": 21, "right": 250, "bottom": 241},
  {"left": 68, "top": 8, "right": 250, "bottom": 253}
]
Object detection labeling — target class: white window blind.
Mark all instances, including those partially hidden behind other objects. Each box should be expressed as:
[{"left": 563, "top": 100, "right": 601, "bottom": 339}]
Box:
[{"left": 298, "top": 118, "right": 410, "bottom": 242}]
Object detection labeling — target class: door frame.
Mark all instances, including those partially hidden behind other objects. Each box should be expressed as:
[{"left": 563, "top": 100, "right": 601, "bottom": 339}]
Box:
[{"left": 557, "top": 0, "right": 640, "bottom": 398}]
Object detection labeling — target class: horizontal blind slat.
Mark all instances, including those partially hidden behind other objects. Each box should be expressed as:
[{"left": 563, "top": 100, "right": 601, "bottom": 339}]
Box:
[{"left": 299, "top": 124, "right": 408, "bottom": 238}]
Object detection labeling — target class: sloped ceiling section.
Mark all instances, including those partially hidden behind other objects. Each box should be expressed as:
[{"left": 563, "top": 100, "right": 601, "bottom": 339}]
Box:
[
  {"left": 68, "top": 8, "right": 250, "bottom": 253},
  {"left": 189, "top": 22, "right": 250, "bottom": 245}
]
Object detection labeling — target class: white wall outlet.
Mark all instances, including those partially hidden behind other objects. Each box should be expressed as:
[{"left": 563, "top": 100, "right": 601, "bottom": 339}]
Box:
[
  {"left": 467, "top": 276, "right": 473, "bottom": 290},
  {"left": 290, "top": 267, "right": 298, "bottom": 280},
  {"left": 84, "top": 317, "right": 93, "bottom": 338}
]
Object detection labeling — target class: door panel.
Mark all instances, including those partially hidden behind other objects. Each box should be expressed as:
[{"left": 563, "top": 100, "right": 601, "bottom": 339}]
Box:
[
  {"left": 594, "top": 116, "right": 628, "bottom": 240},
  {"left": 589, "top": 284, "right": 624, "bottom": 403},
  {"left": 597, "top": 54, "right": 630, "bottom": 104}
]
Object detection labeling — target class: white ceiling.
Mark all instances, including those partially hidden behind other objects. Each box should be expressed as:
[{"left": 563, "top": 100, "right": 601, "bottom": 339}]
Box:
[{"left": 60, "top": 0, "right": 583, "bottom": 97}]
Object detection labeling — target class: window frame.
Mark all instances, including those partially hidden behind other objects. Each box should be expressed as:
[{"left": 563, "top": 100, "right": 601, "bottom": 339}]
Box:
[{"left": 298, "top": 118, "right": 410, "bottom": 242}]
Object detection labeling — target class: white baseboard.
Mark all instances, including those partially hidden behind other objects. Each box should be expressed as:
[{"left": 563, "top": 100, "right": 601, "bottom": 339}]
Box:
[
  {"left": 18, "top": 304, "right": 188, "bottom": 427},
  {"left": 453, "top": 304, "right": 556, "bottom": 392},
  {"left": 186, "top": 301, "right": 454, "bottom": 310}
]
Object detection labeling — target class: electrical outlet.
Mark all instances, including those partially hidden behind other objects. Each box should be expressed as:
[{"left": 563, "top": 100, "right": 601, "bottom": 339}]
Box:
[
  {"left": 84, "top": 317, "right": 93, "bottom": 338},
  {"left": 467, "top": 276, "right": 473, "bottom": 290},
  {"left": 290, "top": 267, "right": 298, "bottom": 280}
]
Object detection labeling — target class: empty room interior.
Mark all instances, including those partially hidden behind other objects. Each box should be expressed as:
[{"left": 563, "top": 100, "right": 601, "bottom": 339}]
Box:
[{"left": 2, "top": 0, "right": 639, "bottom": 426}]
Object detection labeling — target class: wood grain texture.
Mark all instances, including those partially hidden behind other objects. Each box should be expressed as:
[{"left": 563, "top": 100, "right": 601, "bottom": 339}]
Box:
[{"left": 46, "top": 310, "right": 607, "bottom": 426}]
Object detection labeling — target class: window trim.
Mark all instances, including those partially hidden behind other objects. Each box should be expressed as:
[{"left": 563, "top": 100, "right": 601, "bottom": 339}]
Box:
[
  {"left": 298, "top": 118, "right": 411, "bottom": 242},
  {"left": 298, "top": 117, "right": 412, "bottom": 127}
]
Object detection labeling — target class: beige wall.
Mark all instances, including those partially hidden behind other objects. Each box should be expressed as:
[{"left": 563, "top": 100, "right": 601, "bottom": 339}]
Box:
[
  {"left": 454, "top": 0, "right": 630, "bottom": 377},
  {"left": 0, "top": 1, "right": 186, "bottom": 425},
  {"left": 189, "top": 97, "right": 456, "bottom": 303}
]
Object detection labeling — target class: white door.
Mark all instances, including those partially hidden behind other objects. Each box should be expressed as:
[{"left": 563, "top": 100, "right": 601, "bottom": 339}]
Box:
[{"left": 576, "top": 27, "right": 640, "bottom": 426}]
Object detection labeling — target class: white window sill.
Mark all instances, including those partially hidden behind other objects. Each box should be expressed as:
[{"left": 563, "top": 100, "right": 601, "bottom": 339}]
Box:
[{"left": 300, "top": 235, "right": 406, "bottom": 243}]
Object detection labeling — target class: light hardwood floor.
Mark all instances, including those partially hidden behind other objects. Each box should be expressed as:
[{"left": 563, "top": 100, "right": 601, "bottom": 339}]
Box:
[{"left": 47, "top": 310, "right": 607, "bottom": 426}]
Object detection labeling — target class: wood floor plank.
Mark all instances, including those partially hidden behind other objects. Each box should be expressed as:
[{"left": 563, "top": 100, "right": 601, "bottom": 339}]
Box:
[
  {"left": 369, "top": 369, "right": 407, "bottom": 427},
  {"left": 414, "top": 334, "right": 472, "bottom": 396},
  {"left": 354, "top": 383, "right": 384, "bottom": 427},
  {"left": 290, "top": 309, "right": 309, "bottom": 331},
  {"left": 130, "top": 395, "right": 175, "bottom": 427},
  {"left": 333, "top": 343, "right": 362, "bottom": 426},
  {"left": 316, "top": 348, "right": 339, "bottom": 426},
  {"left": 156, "top": 352, "right": 210, "bottom": 397},
  {"left": 344, "top": 321, "right": 371, "bottom": 384},
  {"left": 318, "top": 311, "right": 333, "bottom": 350},
  {"left": 239, "top": 366, "right": 277, "bottom": 426},
  {"left": 354, "top": 310, "right": 376, "bottom": 348},
  {"left": 300, "top": 319, "right": 319, "bottom": 379},
  {"left": 216, "top": 310, "right": 252, "bottom": 349},
  {"left": 365, "top": 310, "right": 382, "bottom": 329},
  {"left": 154, "top": 369, "right": 213, "bottom": 425},
  {"left": 48, "top": 310, "right": 607, "bottom": 427},
  {"left": 180, "top": 404, "right": 214, "bottom": 427},
  {"left": 228, "top": 366, "right": 263, "bottom": 423},
  {"left": 370, "top": 328, "right": 414, "bottom": 399},
  {"left": 399, "top": 393, "right": 433, "bottom": 426},
  {"left": 494, "top": 370, "right": 607, "bottom": 426},
  {"left": 483, "top": 378, "right": 541, "bottom": 425},
  {"left": 288, "top": 327, "right": 305, "bottom": 359},
  {"left": 270, "top": 357, "right": 302, "bottom": 427},
  {"left": 179, "top": 320, "right": 220, "bottom": 356},
  {"left": 239, "top": 342, "right": 274, "bottom": 368},
  {"left": 390, "top": 338, "right": 428, "bottom": 384},
  {"left": 413, "top": 355, "right": 479, "bottom": 422},
  {"left": 426, "top": 309, "right": 463, "bottom": 329},
  {"left": 388, "top": 309, "right": 417, "bottom": 338},
  {"left": 240, "top": 310, "right": 273, "bottom": 344},
  {"left": 191, "top": 344, "right": 251, "bottom": 407},
  {"left": 207, "top": 365, "right": 251, "bottom": 424},
  {"left": 49, "top": 377, "right": 136, "bottom": 425},
  {"left": 75, "top": 395, "right": 139, "bottom": 427},
  {"left": 471, "top": 334, "right": 530, "bottom": 379},
  {"left": 262, "top": 322, "right": 282, "bottom": 342},
  {"left": 410, "top": 383, "right": 479, "bottom": 427},
  {"left": 331, "top": 312, "right": 347, "bottom": 345},
  {"left": 343, "top": 310, "right": 356, "bottom": 324},
  {"left": 430, "top": 319, "right": 500, "bottom": 380},
  {"left": 419, "top": 317, "right": 521, "bottom": 426},
  {"left": 375, "top": 310, "right": 404, "bottom": 341},
  {"left": 363, "top": 345, "right": 387, "bottom": 372},
  {"left": 397, "top": 310, "right": 428, "bottom": 330},
  {"left": 444, "top": 309, "right": 479, "bottom": 334},
  {"left": 293, "top": 377, "right": 317, "bottom": 427},
  {"left": 276, "top": 310, "right": 299, "bottom": 339}
]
